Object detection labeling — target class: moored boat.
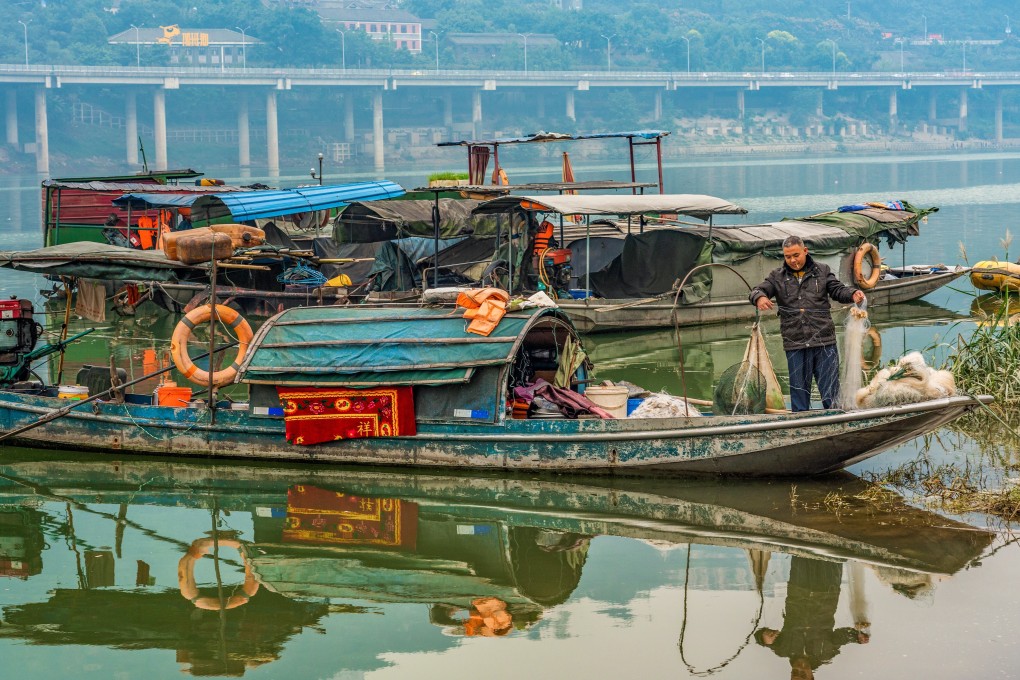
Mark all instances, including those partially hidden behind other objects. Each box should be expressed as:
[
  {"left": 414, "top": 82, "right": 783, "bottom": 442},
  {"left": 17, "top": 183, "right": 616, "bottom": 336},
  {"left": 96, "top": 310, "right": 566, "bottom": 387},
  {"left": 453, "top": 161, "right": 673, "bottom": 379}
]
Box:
[
  {"left": 969, "top": 259, "right": 1020, "bottom": 292},
  {"left": 0, "top": 304, "right": 990, "bottom": 477}
]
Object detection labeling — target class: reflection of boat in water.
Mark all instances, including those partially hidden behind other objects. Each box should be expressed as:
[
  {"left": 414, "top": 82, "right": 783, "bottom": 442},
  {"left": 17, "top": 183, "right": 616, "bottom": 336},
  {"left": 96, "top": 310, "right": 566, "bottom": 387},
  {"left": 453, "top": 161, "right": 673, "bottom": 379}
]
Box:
[
  {"left": 970, "top": 292, "right": 1020, "bottom": 325},
  {"left": 0, "top": 453, "right": 993, "bottom": 675}
]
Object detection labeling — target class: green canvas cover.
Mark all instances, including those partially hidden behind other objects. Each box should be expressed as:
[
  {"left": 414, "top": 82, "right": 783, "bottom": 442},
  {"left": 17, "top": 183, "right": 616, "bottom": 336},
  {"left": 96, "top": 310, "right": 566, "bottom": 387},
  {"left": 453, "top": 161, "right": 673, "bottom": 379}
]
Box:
[
  {"left": 239, "top": 305, "right": 566, "bottom": 388},
  {"left": 0, "top": 242, "right": 203, "bottom": 282},
  {"left": 335, "top": 198, "right": 502, "bottom": 242},
  {"left": 782, "top": 202, "right": 937, "bottom": 245}
]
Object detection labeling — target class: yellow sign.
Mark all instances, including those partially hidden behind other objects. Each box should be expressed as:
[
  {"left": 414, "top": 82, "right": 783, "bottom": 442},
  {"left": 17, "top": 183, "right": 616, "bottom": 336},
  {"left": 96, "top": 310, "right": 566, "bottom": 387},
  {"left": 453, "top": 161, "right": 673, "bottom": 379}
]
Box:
[
  {"left": 182, "top": 32, "right": 209, "bottom": 47},
  {"left": 158, "top": 24, "right": 181, "bottom": 44}
]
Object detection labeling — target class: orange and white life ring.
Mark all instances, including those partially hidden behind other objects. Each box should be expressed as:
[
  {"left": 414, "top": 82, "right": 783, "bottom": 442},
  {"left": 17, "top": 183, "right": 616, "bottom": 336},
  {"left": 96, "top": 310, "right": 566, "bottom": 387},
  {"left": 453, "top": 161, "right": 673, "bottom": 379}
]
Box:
[
  {"left": 853, "top": 243, "right": 882, "bottom": 289},
  {"left": 178, "top": 537, "right": 260, "bottom": 611},
  {"left": 170, "top": 304, "right": 253, "bottom": 388}
]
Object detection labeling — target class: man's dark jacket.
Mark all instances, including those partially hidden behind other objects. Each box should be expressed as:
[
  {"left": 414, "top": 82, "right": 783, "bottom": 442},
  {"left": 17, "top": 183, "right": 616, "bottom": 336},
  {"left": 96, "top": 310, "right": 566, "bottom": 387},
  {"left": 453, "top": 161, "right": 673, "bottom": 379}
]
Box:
[{"left": 749, "top": 255, "right": 858, "bottom": 351}]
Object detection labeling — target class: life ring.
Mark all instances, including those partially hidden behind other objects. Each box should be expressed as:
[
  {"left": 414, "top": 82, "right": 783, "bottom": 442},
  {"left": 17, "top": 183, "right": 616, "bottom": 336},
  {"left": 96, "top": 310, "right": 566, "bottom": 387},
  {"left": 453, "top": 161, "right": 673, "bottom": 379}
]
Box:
[
  {"left": 861, "top": 327, "right": 882, "bottom": 370},
  {"left": 177, "top": 537, "right": 260, "bottom": 611},
  {"left": 170, "top": 304, "right": 253, "bottom": 387},
  {"left": 853, "top": 243, "right": 882, "bottom": 289}
]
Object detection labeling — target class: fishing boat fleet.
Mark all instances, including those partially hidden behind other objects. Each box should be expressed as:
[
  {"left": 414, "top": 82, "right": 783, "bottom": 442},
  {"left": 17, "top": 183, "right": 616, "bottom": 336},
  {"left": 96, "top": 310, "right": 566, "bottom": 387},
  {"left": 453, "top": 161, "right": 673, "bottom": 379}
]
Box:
[{"left": 0, "top": 130, "right": 998, "bottom": 475}]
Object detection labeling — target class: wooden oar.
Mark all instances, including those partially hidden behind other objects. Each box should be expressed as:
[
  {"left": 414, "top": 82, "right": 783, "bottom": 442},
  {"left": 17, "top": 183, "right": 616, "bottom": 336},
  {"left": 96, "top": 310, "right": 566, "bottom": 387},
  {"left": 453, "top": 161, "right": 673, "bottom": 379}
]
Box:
[{"left": 0, "top": 340, "right": 238, "bottom": 444}]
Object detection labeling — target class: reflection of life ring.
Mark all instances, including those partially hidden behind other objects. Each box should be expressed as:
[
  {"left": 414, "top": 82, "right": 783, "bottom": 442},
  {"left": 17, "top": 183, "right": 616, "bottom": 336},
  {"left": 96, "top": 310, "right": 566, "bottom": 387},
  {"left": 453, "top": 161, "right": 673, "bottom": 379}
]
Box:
[
  {"left": 177, "top": 538, "right": 260, "bottom": 611},
  {"left": 861, "top": 327, "right": 882, "bottom": 370},
  {"left": 170, "top": 304, "right": 253, "bottom": 387},
  {"left": 853, "top": 243, "right": 882, "bottom": 289}
]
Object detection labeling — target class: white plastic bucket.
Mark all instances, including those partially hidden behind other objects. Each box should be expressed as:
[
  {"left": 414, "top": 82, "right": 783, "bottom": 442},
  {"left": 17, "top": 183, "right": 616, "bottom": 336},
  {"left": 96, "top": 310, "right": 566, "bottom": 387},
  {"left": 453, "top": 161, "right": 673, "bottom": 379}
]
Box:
[
  {"left": 584, "top": 385, "right": 629, "bottom": 418},
  {"left": 57, "top": 385, "right": 89, "bottom": 400}
]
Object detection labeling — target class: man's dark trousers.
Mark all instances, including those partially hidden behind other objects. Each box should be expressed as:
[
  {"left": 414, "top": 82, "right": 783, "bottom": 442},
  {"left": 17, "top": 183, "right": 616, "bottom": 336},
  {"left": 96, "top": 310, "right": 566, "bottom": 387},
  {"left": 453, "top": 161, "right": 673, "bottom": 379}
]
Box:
[{"left": 786, "top": 344, "right": 840, "bottom": 412}]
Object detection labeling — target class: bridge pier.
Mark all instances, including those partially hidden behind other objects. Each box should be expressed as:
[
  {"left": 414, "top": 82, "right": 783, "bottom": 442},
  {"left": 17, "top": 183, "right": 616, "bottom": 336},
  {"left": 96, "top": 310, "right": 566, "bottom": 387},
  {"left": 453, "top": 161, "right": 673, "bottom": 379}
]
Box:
[
  {"left": 6, "top": 89, "right": 17, "bottom": 148},
  {"left": 566, "top": 90, "right": 575, "bottom": 122},
  {"left": 345, "top": 94, "right": 356, "bottom": 141},
  {"left": 125, "top": 92, "right": 138, "bottom": 166},
  {"left": 237, "top": 94, "right": 250, "bottom": 174},
  {"left": 373, "top": 90, "right": 384, "bottom": 176},
  {"left": 928, "top": 90, "right": 937, "bottom": 122},
  {"left": 995, "top": 89, "right": 1003, "bottom": 143},
  {"left": 442, "top": 91, "right": 453, "bottom": 129},
  {"left": 33, "top": 87, "right": 48, "bottom": 175},
  {"left": 736, "top": 90, "right": 744, "bottom": 119},
  {"left": 888, "top": 89, "right": 898, "bottom": 131},
  {"left": 654, "top": 91, "right": 662, "bottom": 120},
  {"left": 472, "top": 90, "right": 482, "bottom": 137},
  {"left": 153, "top": 89, "right": 167, "bottom": 171},
  {"left": 958, "top": 88, "right": 968, "bottom": 133},
  {"left": 266, "top": 90, "right": 279, "bottom": 179}
]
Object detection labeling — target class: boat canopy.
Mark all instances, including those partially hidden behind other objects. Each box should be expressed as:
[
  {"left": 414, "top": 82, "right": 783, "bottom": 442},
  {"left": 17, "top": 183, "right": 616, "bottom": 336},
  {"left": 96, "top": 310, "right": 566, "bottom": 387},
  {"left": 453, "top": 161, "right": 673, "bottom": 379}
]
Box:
[
  {"left": 111, "top": 193, "right": 203, "bottom": 210},
  {"left": 783, "top": 201, "right": 938, "bottom": 245},
  {"left": 472, "top": 194, "right": 748, "bottom": 219},
  {"left": 0, "top": 242, "right": 201, "bottom": 281},
  {"left": 240, "top": 305, "right": 574, "bottom": 388},
  {"left": 438, "top": 130, "right": 670, "bottom": 147},
  {"left": 41, "top": 179, "right": 249, "bottom": 195},
  {"left": 190, "top": 181, "right": 405, "bottom": 223},
  {"left": 335, "top": 198, "right": 500, "bottom": 243}
]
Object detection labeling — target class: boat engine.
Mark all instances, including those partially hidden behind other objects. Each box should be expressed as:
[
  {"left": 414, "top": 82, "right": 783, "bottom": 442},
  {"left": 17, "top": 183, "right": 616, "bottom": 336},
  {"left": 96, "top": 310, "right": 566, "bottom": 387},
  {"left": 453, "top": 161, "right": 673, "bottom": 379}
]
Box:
[
  {"left": 0, "top": 298, "right": 94, "bottom": 387},
  {"left": 535, "top": 248, "right": 573, "bottom": 294},
  {"left": 0, "top": 299, "right": 40, "bottom": 384}
]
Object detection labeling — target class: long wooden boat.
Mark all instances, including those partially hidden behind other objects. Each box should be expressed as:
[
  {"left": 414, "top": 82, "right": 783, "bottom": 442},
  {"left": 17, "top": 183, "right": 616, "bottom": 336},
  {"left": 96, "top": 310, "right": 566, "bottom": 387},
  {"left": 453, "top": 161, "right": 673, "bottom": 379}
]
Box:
[
  {"left": 0, "top": 306, "right": 989, "bottom": 477},
  {"left": 472, "top": 195, "right": 965, "bottom": 333}
]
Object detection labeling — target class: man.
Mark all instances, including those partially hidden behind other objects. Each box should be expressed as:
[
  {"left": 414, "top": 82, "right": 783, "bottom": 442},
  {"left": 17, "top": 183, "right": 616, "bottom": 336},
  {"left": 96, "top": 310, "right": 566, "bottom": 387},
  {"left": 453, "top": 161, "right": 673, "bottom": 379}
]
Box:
[{"left": 749, "top": 236, "right": 865, "bottom": 411}]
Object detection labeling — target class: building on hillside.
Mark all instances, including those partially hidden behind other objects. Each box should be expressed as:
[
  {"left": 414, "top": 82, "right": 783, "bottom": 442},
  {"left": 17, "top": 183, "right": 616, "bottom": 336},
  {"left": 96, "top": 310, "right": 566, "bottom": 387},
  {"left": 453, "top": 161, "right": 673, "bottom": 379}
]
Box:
[
  {"left": 108, "top": 26, "right": 260, "bottom": 68},
  {"left": 317, "top": 8, "right": 425, "bottom": 52}
]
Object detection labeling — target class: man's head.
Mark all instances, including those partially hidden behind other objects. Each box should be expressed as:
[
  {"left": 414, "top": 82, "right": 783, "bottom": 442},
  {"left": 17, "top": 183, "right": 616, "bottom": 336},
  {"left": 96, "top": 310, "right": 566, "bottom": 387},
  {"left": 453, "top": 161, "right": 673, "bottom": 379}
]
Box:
[{"left": 782, "top": 236, "right": 809, "bottom": 272}]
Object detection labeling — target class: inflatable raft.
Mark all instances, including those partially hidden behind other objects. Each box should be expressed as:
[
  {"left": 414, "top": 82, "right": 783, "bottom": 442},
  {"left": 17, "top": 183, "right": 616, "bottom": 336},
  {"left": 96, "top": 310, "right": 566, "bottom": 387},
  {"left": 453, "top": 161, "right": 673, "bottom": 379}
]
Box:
[{"left": 969, "top": 260, "right": 1020, "bottom": 292}]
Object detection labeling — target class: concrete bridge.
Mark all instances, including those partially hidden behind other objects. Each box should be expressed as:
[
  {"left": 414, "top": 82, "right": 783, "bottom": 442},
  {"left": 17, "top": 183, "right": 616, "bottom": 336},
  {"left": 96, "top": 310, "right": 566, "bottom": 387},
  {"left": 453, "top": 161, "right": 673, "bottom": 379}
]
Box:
[{"left": 4, "top": 63, "right": 1019, "bottom": 176}]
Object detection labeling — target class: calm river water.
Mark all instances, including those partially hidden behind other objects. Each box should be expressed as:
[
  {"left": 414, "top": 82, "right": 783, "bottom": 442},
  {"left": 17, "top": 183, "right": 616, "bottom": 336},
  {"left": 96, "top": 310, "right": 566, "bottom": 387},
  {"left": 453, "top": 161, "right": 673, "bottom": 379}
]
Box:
[{"left": 0, "top": 152, "right": 1018, "bottom": 678}]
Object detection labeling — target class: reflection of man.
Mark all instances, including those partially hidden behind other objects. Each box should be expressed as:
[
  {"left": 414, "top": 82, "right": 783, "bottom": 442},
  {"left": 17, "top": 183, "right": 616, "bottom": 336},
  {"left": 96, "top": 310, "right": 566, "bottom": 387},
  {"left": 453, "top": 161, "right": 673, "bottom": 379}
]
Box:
[
  {"left": 749, "top": 236, "right": 865, "bottom": 411},
  {"left": 755, "top": 557, "right": 870, "bottom": 679}
]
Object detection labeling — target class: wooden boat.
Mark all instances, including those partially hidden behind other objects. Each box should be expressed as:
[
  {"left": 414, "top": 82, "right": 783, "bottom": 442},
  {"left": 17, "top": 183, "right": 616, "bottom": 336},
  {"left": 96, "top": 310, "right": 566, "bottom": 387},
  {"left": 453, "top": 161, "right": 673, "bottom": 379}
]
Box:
[
  {"left": 0, "top": 305, "right": 989, "bottom": 477},
  {"left": 472, "top": 195, "right": 967, "bottom": 333},
  {"left": 969, "top": 260, "right": 1020, "bottom": 292}
]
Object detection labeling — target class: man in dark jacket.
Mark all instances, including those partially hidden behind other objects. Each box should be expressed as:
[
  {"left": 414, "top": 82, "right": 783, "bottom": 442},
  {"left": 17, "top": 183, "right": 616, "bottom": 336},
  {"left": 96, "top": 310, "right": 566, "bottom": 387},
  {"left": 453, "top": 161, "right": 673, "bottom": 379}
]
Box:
[{"left": 749, "top": 236, "right": 865, "bottom": 411}]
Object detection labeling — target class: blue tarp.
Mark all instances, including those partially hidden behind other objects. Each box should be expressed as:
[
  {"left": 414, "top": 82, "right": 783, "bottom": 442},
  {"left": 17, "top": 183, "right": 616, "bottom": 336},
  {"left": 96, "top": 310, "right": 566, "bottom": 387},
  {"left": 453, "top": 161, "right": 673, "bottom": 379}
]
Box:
[
  {"left": 111, "top": 193, "right": 203, "bottom": 210},
  {"left": 190, "top": 181, "right": 405, "bottom": 223},
  {"left": 239, "top": 306, "right": 569, "bottom": 387}
]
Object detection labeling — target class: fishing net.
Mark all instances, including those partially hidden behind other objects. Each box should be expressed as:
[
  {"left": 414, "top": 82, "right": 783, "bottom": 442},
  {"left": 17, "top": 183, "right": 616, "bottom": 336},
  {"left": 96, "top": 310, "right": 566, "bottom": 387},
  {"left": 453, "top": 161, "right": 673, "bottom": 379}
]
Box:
[
  {"left": 742, "top": 323, "right": 786, "bottom": 411},
  {"left": 839, "top": 301, "right": 870, "bottom": 410},
  {"left": 714, "top": 361, "right": 767, "bottom": 415}
]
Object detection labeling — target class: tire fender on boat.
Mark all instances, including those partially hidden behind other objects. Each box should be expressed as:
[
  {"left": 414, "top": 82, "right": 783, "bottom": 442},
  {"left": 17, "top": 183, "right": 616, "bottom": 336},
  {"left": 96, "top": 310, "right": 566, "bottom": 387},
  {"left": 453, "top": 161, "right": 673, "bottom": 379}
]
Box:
[
  {"left": 853, "top": 243, "right": 882, "bottom": 289},
  {"left": 178, "top": 537, "right": 260, "bottom": 611},
  {"left": 861, "top": 327, "right": 882, "bottom": 370},
  {"left": 170, "top": 304, "right": 253, "bottom": 388}
]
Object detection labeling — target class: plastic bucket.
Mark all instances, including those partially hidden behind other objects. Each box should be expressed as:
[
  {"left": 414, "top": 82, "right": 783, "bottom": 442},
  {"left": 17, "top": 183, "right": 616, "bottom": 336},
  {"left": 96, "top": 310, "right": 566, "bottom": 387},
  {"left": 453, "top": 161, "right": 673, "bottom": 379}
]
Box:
[
  {"left": 156, "top": 385, "right": 193, "bottom": 408},
  {"left": 569, "top": 289, "right": 591, "bottom": 300},
  {"left": 584, "top": 385, "right": 629, "bottom": 418},
  {"left": 57, "top": 385, "right": 89, "bottom": 400}
]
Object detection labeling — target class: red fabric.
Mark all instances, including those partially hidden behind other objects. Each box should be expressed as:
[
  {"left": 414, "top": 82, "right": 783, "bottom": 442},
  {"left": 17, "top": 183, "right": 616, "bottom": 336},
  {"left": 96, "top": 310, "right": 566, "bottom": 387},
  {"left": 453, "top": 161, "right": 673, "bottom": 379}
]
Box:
[
  {"left": 282, "top": 484, "right": 418, "bottom": 549},
  {"left": 277, "top": 386, "right": 416, "bottom": 445}
]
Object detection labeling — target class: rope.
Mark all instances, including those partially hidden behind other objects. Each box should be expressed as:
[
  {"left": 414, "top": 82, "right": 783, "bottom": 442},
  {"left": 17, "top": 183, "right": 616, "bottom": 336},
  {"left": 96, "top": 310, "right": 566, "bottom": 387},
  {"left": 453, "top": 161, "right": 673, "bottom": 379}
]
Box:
[{"left": 276, "top": 263, "right": 328, "bottom": 287}]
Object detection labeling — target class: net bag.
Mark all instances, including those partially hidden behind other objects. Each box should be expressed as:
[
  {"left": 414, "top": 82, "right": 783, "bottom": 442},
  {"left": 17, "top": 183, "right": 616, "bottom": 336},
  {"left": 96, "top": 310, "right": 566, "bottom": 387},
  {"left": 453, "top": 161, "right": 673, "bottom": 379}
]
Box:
[{"left": 714, "top": 361, "right": 767, "bottom": 415}]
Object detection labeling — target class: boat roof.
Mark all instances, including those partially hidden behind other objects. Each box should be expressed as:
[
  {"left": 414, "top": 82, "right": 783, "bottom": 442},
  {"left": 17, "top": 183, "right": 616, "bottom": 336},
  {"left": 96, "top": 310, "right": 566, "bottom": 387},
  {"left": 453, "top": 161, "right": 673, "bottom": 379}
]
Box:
[
  {"left": 111, "top": 193, "right": 204, "bottom": 210},
  {"left": 336, "top": 198, "right": 500, "bottom": 242},
  {"left": 472, "top": 194, "right": 748, "bottom": 220},
  {"left": 410, "top": 180, "right": 656, "bottom": 194},
  {"left": 41, "top": 179, "right": 252, "bottom": 194},
  {"left": 50, "top": 169, "right": 204, "bottom": 183},
  {"left": 239, "top": 305, "right": 574, "bottom": 387},
  {"left": 0, "top": 242, "right": 202, "bottom": 282},
  {"left": 437, "top": 130, "right": 670, "bottom": 147},
  {"left": 190, "top": 181, "right": 405, "bottom": 223}
]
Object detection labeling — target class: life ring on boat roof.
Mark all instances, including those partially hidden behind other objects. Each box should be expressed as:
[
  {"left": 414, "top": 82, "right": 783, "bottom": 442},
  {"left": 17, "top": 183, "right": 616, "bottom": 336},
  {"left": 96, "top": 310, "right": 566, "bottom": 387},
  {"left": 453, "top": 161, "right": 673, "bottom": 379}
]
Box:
[
  {"left": 853, "top": 243, "right": 882, "bottom": 290},
  {"left": 861, "top": 327, "right": 883, "bottom": 371},
  {"left": 178, "top": 537, "right": 260, "bottom": 611},
  {"left": 170, "top": 304, "right": 253, "bottom": 388}
]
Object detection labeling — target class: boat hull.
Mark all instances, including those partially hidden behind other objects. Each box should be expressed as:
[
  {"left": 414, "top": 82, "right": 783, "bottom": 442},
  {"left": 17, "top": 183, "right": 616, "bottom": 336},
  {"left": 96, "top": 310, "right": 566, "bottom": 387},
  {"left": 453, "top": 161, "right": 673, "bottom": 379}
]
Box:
[
  {"left": 0, "top": 392, "right": 987, "bottom": 477},
  {"left": 560, "top": 269, "right": 967, "bottom": 333}
]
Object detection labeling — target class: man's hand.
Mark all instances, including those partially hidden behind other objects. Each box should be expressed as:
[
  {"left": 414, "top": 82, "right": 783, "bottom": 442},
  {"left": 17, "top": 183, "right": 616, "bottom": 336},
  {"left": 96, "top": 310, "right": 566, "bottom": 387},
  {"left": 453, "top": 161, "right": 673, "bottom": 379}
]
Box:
[
  {"left": 852, "top": 290, "right": 866, "bottom": 305},
  {"left": 755, "top": 296, "right": 774, "bottom": 311}
]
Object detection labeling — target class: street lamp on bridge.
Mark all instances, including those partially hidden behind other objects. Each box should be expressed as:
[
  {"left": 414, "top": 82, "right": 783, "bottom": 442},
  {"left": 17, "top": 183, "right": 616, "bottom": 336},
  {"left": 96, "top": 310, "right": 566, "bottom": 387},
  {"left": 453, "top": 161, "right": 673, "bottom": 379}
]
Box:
[
  {"left": 130, "top": 24, "right": 140, "bottom": 67},
  {"left": 681, "top": 35, "right": 691, "bottom": 74},
  {"left": 336, "top": 29, "right": 346, "bottom": 72},
  {"left": 429, "top": 31, "right": 440, "bottom": 71},
  {"left": 756, "top": 37, "right": 766, "bottom": 74},
  {"left": 17, "top": 20, "right": 30, "bottom": 66},
  {"left": 235, "top": 26, "right": 248, "bottom": 71},
  {"left": 518, "top": 33, "right": 532, "bottom": 74},
  {"left": 601, "top": 34, "right": 615, "bottom": 72}
]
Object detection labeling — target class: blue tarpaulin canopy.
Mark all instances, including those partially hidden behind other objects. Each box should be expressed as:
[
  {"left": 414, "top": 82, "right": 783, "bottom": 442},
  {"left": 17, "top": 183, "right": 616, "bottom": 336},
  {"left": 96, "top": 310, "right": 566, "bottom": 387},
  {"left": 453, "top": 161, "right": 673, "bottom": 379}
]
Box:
[
  {"left": 239, "top": 305, "right": 572, "bottom": 387},
  {"left": 111, "top": 193, "right": 203, "bottom": 210},
  {"left": 190, "top": 181, "right": 405, "bottom": 223}
]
